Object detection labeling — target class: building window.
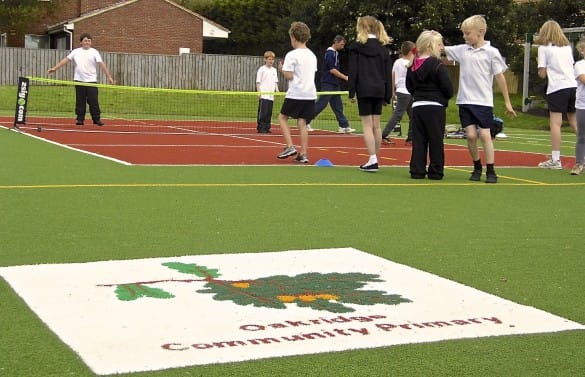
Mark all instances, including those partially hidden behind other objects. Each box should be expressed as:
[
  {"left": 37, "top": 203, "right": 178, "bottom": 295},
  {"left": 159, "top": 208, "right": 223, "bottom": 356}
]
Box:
[
  {"left": 25, "top": 34, "right": 50, "bottom": 49},
  {"left": 54, "top": 35, "right": 69, "bottom": 50}
]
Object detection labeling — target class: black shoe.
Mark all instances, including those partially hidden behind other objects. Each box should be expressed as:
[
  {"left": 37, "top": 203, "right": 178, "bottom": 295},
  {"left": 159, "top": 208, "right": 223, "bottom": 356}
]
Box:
[
  {"left": 485, "top": 173, "right": 498, "bottom": 184},
  {"left": 382, "top": 136, "right": 394, "bottom": 144},
  {"left": 469, "top": 169, "right": 482, "bottom": 181},
  {"left": 76, "top": 120, "right": 84, "bottom": 126},
  {"left": 359, "top": 163, "right": 379, "bottom": 172},
  {"left": 410, "top": 174, "right": 425, "bottom": 179},
  {"left": 93, "top": 120, "right": 104, "bottom": 126},
  {"left": 257, "top": 129, "right": 271, "bottom": 133}
]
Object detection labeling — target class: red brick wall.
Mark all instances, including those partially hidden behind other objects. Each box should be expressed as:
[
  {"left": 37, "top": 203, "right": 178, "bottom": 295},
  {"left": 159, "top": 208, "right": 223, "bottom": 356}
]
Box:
[
  {"left": 73, "top": 0, "right": 203, "bottom": 54},
  {"left": 7, "top": 0, "right": 204, "bottom": 54},
  {"left": 80, "top": 0, "right": 121, "bottom": 14},
  {"left": 56, "top": 0, "right": 82, "bottom": 21}
]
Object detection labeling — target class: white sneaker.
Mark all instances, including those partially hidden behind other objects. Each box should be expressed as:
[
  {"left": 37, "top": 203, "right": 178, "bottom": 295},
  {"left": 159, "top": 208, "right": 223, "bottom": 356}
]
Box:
[
  {"left": 570, "top": 163, "right": 584, "bottom": 175},
  {"left": 338, "top": 126, "right": 355, "bottom": 134},
  {"left": 277, "top": 145, "right": 297, "bottom": 159},
  {"left": 538, "top": 159, "right": 562, "bottom": 170},
  {"left": 306, "top": 123, "right": 314, "bottom": 132},
  {"left": 495, "top": 132, "right": 507, "bottom": 140}
]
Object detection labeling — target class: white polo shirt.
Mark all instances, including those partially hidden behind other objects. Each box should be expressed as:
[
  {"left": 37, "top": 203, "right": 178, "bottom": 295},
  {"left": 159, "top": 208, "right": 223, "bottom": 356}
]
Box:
[
  {"left": 538, "top": 44, "right": 577, "bottom": 94},
  {"left": 256, "top": 65, "right": 278, "bottom": 101},
  {"left": 392, "top": 57, "right": 410, "bottom": 95},
  {"left": 445, "top": 42, "right": 508, "bottom": 107},
  {"left": 67, "top": 47, "right": 103, "bottom": 82},
  {"left": 282, "top": 47, "right": 317, "bottom": 100},
  {"left": 575, "top": 59, "right": 585, "bottom": 110}
]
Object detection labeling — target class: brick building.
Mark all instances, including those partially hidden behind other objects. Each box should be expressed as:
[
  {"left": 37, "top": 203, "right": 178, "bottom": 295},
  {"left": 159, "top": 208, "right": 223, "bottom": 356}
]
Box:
[{"left": 6, "top": 0, "right": 229, "bottom": 55}]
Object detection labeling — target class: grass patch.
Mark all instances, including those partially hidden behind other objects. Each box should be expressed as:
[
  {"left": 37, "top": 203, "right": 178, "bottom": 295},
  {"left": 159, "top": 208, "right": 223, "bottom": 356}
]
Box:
[{"left": 0, "top": 123, "right": 584, "bottom": 376}]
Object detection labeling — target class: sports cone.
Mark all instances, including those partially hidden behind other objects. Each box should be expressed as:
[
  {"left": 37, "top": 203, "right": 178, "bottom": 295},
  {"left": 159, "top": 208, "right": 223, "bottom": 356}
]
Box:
[{"left": 315, "top": 158, "right": 334, "bottom": 167}]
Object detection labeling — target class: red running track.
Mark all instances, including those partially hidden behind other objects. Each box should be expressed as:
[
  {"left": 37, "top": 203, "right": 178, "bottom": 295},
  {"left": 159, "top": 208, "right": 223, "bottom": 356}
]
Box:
[{"left": 2, "top": 117, "right": 551, "bottom": 167}]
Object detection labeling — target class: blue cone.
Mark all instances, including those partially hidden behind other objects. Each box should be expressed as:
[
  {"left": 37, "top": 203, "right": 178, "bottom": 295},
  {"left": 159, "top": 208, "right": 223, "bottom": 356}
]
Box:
[{"left": 315, "top": 158, "right": 334, "bottom": 167}]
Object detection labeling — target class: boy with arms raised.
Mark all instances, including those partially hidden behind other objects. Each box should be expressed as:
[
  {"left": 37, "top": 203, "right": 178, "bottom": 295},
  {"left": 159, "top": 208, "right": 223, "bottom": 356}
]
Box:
[
  {"left": 276, "top": 22, "right": 317, "bottom": 163},
  {"left": 444, "top": 15, "right": 516, "bottom": 183}
]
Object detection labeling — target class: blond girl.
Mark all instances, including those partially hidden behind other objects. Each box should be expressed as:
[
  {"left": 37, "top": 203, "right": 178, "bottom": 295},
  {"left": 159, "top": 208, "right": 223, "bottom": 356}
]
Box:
[
  {"left": 405, "top": 30, "right": 453, "bottom": 179},
  {"left": 536, "top": 20, "right": 577, "bottom": 169},
  {"left": 347, "top": 16, "right": 392, "bottom": 172}
]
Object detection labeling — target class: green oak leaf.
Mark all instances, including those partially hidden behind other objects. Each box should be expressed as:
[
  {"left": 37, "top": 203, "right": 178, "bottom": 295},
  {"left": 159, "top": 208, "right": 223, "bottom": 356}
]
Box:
[
  {"left": 162, "top": 262, "right": 220, "bottom": 278},
  {"left": 115, "top": 284, "right": 175, "bottom": 301}
]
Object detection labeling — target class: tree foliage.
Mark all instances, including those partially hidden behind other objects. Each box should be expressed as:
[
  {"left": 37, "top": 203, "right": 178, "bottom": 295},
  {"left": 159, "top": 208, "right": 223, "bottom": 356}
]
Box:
[
  {"left": 188, "top": 0, "right": 286, "bottom": 56},
  {"left": 189, "top": 1, "right": 522, "bottom": 60},
  {"left": 0, "top": 0, "right": 51, "bottom": 34},
  {"left": 185, "top": 0, "right": 583, "bottom": 76},
  {"left": 515, "top": 0, "right": 585, "bottom": 36},
  {"left": 318, "top": 0, "right": 521, "bottom": 62}
]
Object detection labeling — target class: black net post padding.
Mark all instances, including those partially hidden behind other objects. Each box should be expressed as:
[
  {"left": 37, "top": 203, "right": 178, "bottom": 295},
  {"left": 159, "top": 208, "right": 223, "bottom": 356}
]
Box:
[{"left": 13, "top": 76, "right": 30, "bottom": 130}]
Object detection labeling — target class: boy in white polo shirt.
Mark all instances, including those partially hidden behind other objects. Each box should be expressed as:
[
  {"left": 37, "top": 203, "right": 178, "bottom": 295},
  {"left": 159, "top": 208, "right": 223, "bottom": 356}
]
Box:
[
  {"left": 444, "top": 15, "right": 516, "bottom": 183},
  {"left": 276, "top": 22, "right": 317, "bottom": 164},
  {"left": 256, "top": 50, "right": 279, "bottom": 133}
]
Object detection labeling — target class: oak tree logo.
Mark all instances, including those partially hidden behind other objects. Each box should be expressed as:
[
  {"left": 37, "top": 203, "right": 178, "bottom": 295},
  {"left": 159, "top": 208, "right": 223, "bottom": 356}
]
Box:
[{"left": 99, "top": 262, "right": 412, "bottom": 313}]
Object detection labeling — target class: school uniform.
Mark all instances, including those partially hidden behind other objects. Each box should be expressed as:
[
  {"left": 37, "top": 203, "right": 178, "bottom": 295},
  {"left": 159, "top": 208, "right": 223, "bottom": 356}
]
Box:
[
  {"left": 347, "top": 37, "right": 392, "bottom": 115},
  {"left": 256, "top": 65, "right": 278, "bottom": 132},
  {"left": 406, "top": 56, "right": 454, "bottom": 179},
  {"left": 311, "top": 47, "right": 350, "bottom": 128}
]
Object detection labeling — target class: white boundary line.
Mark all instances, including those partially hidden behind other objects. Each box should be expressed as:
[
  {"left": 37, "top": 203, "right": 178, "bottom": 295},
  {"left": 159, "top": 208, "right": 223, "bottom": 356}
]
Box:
[{"left": 2, "top": 125, "right": 132, "bottom": 165}]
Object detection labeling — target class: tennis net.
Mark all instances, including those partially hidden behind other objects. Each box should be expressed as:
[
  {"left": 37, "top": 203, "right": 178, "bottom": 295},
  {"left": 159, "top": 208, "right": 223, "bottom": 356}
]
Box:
[{"left": 5, "top": 76, "right": 363, "bottom": 135}]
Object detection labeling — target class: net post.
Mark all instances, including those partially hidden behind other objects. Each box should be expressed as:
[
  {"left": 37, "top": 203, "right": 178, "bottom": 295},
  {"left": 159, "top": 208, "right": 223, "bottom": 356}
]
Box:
[{"left": 12, "top": 76, "right": 30, "bottom": 131}]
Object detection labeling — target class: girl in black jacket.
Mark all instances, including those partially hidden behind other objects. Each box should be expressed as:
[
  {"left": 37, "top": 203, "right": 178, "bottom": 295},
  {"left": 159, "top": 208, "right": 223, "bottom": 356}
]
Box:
[
  {"left": 348, "top": 16, "right": 392, "bottom": 172},
  {"left": 405, "top": 30, "right": 454, "bottom": 180}
]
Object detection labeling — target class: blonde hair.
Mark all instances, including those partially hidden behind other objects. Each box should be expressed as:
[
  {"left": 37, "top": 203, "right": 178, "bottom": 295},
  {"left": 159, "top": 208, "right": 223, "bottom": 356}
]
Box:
[
  {"left": 406, "top": 31, "right": 443, "bottom": 67},
  {"left": 263, "top": 51, "right": 275, "bottom": 59},
  {"left": 415, "top": 30, "right": 444, "bottom": 58},
  {"left": 461, "top": 14, "right": 487, "bottom": 34},
  {"left": 577, "top": 37, "right": 585, "bottom": 58},
  {"left": 536, "top": 20, "right": 570, "bottom": 46},
  {"left": 289, "top": 21, "right": 311, "bottom": 44},
  {"left": 355, "top": 16, "right": 392, "bottom": 45}
]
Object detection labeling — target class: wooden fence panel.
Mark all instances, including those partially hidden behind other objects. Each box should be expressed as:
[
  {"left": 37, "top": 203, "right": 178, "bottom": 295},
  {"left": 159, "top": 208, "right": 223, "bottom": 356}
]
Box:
[{"left": 0, "top": 48, "right": 266, "bottom": 90}]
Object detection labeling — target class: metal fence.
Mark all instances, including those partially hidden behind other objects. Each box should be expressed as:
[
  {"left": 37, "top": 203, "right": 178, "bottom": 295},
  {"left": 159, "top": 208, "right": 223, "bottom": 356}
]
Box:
[{"left": 0, "top": 47, "right": 519, "bottom": 93}]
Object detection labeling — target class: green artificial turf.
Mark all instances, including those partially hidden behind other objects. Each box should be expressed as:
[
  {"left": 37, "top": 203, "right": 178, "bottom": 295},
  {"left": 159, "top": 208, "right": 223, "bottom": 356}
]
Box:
[{"left": 1, "top": 124, "right": 584, "bottom": 376}]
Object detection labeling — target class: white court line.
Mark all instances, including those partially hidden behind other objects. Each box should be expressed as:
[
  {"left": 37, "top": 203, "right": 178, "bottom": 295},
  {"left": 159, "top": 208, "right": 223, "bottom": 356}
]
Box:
[{"left": 1, "top": 125, "right": 132, "bottom": 165}]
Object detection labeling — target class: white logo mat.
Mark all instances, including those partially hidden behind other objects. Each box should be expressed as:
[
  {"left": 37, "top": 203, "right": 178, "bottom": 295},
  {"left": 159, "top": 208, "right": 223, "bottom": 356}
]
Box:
[{"left": 1, "top": 248, "right": 582, "bottom": 375}]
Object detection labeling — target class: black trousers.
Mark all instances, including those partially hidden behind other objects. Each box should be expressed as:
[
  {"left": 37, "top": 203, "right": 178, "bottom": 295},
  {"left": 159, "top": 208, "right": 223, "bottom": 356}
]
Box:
[
  {"left": 257, "top": 98, "right": 273, "bottom": 131},
  {"left": 75, "top": 82, "right": 101, "bottom": 122},
  {"left": 409, "top": 105, "right": 446, "bottom": 179}
]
